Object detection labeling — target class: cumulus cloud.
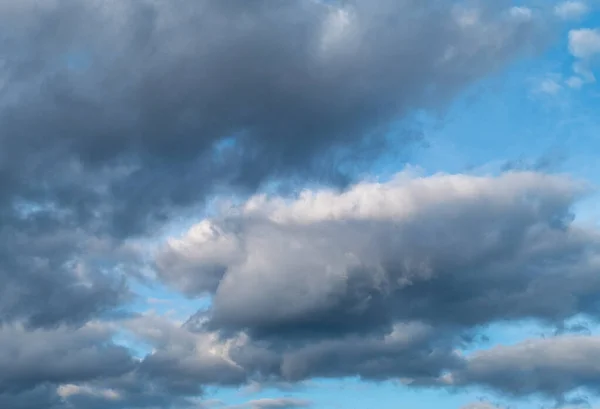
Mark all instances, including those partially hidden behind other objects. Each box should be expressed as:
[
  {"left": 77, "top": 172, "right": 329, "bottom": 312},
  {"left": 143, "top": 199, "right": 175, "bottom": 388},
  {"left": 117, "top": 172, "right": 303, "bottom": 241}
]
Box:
[
  {"left": 448, "top": 335, "right": 600, "bottom": 398},
  {"left": 569, "top": 29, "right": 600, "bottom": 59},
  {"left": 555, "top": 1, "right": 590, "bottom": 20},
  {"left": 0, "top": 227, "right": 131, "bottom": 328},
  {"left": 0, "top": 323, "right": 135, "bottom": 393},
  {"left": 6, "top": 168, "right": 600, "bottom": 408},
  {"left": 567, "top": 28, "right": 600, "bottom": 86},
  {"left": 0, "top": 323, "right": 138, "bottom": 408},
  {"left": 147, "top": 171, "right": 600, "bottom": 398},
  {"left": 159, "top": 171, "right": 599, "bottom": 339},
  {"left": 0, "top": 0, "right": 546, "bottom": 342}
]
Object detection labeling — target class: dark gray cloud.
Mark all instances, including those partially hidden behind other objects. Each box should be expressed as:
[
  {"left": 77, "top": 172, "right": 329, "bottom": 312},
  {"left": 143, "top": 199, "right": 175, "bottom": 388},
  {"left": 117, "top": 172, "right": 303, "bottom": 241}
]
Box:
[
  {"left": 0, "top": 386, "right": 64, "bottom": 409},
  {"left": 0, "top": 0, "right": 545, "bottom": 236},
  {"left": 0, "top": 324, "right": 135, "bottom": 394},
  {"left": 0, "top": 316, "right": 246, "bottom": 409},
  {"left": 0, "top": 227, "right": 131, "bottom": 328},
  {"left": 0, "top": 324, "right": 148, "bottom": 409}
]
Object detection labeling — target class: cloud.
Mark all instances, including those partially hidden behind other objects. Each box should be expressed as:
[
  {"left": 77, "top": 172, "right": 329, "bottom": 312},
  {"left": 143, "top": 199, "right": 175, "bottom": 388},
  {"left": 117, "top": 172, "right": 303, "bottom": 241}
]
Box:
[
  {"left": 0, "top": 0, "right": 572, "bottom": 407},
  {"left": 448, "top": 335, "right": 600, "bottom": 398},
  {"left": 460, "top": 403, "right": 504, "bottom": 409},
  {"left": 0, "top": 0, "right": 547, "bottom": 346},
  {"left": 125, "top": 313, "right": 248, "bottom": 388},
  {"left": 159, "top": 171, "right": 598, "bottom": 340},
  {"left": 118, "top": 313, "right": 461, "bottom": 391},
  {"left": 4, "top": 169, "right": 595, "bottom": 408},
  {"left": 569, "top": 29, "right": 600, "bottom": 59},
  {"left": 537, "top": 77, "right": 564, "bottom": 94},
  {"left": 0, "top": 228, "right": 131, "bottom": 328},
  {"left": 149, "top": 171, "right": 600, "bottom": 395},
  {"left": 0, "top": 386, "right": 64, "bottom": 409},
  {"left": 566, "top": 28, "right": 600, "bottom": 87},
  {"left": 227, "top": 398, "right": 312, "bottom": 409},
  {"left": 9, "top": 159, "right": 600, "bottom": 409},
  {"left": 0, "top": 323, "right": 136, "bottom": 407},
  {"left": 555, "top": 1, "right": 590, "bottom": 20},
  {"left": 0, "top": 0, "right": 545, "bottom": 237}
]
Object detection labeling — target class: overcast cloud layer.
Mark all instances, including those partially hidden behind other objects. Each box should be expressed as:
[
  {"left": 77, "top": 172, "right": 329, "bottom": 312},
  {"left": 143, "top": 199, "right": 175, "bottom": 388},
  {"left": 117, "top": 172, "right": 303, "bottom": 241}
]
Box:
[{"left": 2, "top": 0, "right": 596, "bottom": 408}]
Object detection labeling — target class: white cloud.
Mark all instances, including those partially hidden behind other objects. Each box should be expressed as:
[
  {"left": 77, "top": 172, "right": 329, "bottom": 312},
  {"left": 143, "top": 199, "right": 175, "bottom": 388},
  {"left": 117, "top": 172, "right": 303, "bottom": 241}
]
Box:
[
  {"left": 57, "top": 384, "right": 121, "bottom": 401},
  {"left": 566, "top": 75, "right": 585, "bottom": 88},
  {"left": 555, "top": 1, "right": 590, "bottom": 20},
  {"left": 569, "top": 28, "right": 600, "bottom": 59},
  {"left": 566, "top": 28, "right": 600, "bottom": 88},
  {"left": 537, "top": 77, "right": 563, "bottom": 94},
  {"left": 509, "top": 6, "right": 533, "bottom": 21}
]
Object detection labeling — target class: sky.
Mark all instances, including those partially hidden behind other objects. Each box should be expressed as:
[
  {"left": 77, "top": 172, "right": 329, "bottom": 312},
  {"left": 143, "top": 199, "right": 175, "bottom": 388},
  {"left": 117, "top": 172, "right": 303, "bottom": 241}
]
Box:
[{"left": 3, "top": 1, "right": 600, "bottom": 409}]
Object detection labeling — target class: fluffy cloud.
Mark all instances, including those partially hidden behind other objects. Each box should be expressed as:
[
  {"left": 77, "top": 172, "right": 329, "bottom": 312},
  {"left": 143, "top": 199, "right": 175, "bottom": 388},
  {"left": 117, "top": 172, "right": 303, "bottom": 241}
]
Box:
[
  {"left": 5, "top": 168, "right": 600, "bottom": 407},
  {"left": 149, "top": 171, "right": 600, "bottom": 399},
  {"left": 0, "top": 227, "right": 131, "bottom": 328},
  {"left": 159, "top": 171, "right": 599, "bottom": 339},
  {"left": 569, "top": 28, "right": 600, "bottom": 59},
  {"left": 0, "top": 323, "right": 135, "bottom": 393},
  {"left": 565, "top": 28, "right": 600, "bottom": 88},
  {"left": 555, "top": 1, "right": 590, "bottom": 20},
  {"left": 0, "top": 323, "right": 138, "bottom": 408},
  {"left": 0, "top": 0, "right": 546, "bottom": 345},
  {"left": 6, "top": 168, "right": 600, "bottom": 408},
  {"left": 448, "top": 335, "right": 600, "bottom": 398}
]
